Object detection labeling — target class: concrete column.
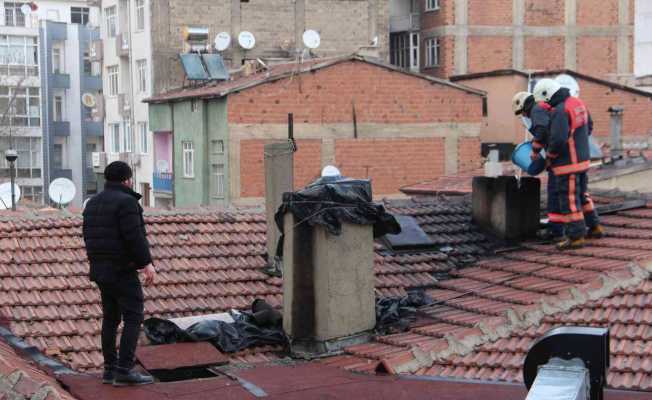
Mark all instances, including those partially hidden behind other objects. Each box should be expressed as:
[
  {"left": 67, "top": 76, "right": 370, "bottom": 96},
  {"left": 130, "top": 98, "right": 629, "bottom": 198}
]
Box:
[
  {"left": 564, "top": 0, "right": 577, "bottom": 70},
  {"left": 264, "top": 142, "right": 294, "bottom": 260},
  {"left": 445, "top": 135, "right": 459, "bottom": 175},
  {"left": 512, "top": 0, "right": 525, "bottom": 70},
  {"left": 617, "top": 0, "right": 632, "bottom": 75},
  {"left": 454, "top": 0, "right": 468, "bottom": 75},
  {"left": 367, "top": 0, "right": 378, "bottom": 44},
  {"left": 231, "top": 0, "right": 243, "bottom": 66},
  {"left": 321, "top": 138, "right": 335, "bottom": 167},
  {"left": 295, "top": 0, "right": 306, "bottom": 52}
]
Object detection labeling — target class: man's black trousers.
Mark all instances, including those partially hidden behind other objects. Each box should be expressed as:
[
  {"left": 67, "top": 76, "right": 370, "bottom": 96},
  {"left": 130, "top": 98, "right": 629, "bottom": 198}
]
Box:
[{"left": 96, "top": 276, "right": 144, "bottom": 372}]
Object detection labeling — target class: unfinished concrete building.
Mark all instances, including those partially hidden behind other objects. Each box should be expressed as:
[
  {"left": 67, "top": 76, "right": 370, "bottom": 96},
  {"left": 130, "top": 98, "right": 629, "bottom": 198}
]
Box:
[{"left": 389, "top": 0, "right": 635, "bottom": 83}]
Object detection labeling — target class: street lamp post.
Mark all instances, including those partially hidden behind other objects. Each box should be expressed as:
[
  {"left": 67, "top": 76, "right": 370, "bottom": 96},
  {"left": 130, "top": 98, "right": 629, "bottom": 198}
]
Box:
[{"left": 5, "top": 149, "right": 18, "bottom": 211}]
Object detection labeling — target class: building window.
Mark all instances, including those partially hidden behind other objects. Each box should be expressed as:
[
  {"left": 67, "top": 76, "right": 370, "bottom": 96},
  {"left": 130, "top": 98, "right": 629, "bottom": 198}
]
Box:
[
  {"left": 4, "top": 3, "right": 27, "bottom": 27},
  {"left": 52, "top": 45, "right": 64, "bottom": 74},
  {"left": 54, "top": 96, "right": 64, "bottom": 121},
  {"left": 136, "top": 59, "right": 147, "bottom": 93},
  {"left": 21, "top": 186, "right": 42, "bottom": 204},
  {"left": 211, "top": 139, "right": 224, "bottom": 155},
  {"left": 425, "top": 38, "right": 440, "bottom": 67},
  {"left": 70, "top": 7, "right": 89, "bottom": 25},
  {"left": 1, "top": 137, "right": 42, "bottom": 178},
  {"left": 0, "top": 86, "right": 40, "bottom": 127},
  {"left": 110, "top": 123, "right": 120, "bottom": 152},
  {"left": 105, "top": 6, "right": 117, "bottom": 38},
  {"left": 107, "top": 65, "right": 119, "bottom": 96},
  {"left": 390, "top": 33, "right": 410, "bottom": 69},
  {"left": 212, "top": 164, "right": 225, "bottom": 198},
  {"left": 83, "top": 49, "right": 92, "bottom": 75},
  {"left": 123, "top": 122, "right": 133, "bottom": 153},
  {"left": 53, "top": 143, "right": 63, "bottom": 169},
  {"left": 182, "top": 141, "right": 194, "bottom": 178},
  {"left": 138, "top": 122, "right": 148, "bottom": 154},
  {"left": 425, "top": 0, "right": 440, "bottom": 11},
  {"left": 136, "top": 0, "right": 145, "bottom": 30},
  {"left": 0, "top": 35, "right": 39, "bottom": 77},
  {"left": 86, "top": 142, "right": 97, "bottom": 168}
]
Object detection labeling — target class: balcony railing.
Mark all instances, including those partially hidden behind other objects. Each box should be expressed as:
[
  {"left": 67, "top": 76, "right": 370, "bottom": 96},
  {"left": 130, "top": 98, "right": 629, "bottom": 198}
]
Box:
[
  {"left": 390, "top": 13, "right": 421, "bottom": 33},
  {"left": 153, "top": 172, "right": 173, "bottom": 193}
]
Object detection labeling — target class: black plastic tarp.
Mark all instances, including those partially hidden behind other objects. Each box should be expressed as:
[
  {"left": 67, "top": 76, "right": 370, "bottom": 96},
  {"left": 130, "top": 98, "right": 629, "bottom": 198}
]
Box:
[
  {"left": 375, "top": 290, "right": 434, "bottom": 333},
  {"left": 273, "top": 177, "right": 401, "bottom": 257},
  {"left": 143, "top": 300, "right": 286, "bottom": 353}
]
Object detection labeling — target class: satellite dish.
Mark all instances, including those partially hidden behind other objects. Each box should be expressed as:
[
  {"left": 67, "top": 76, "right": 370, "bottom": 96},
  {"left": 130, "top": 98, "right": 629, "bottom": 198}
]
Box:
[
  {"left": 48, "top": 178, "right": 76, "bottom": 206},
  {"left": 0, "top": 183, "right": 21, "bottom": 210},
  {"left": 556, "top": 74, "right": 580, "bottom": 97},
  {"left": 20, "top": 3, "right": 32, "bottom": 15},
  {"left": 81, "top": 93, "right": 96, "bottom": 108},
  {"left": 321, "top": 165, "right": 341, "bottom": 177},
  {"left": 302, "top": 30, "right": 321, "bottom": 49},
  {"left": 238, "top": 31, "right": 256, "bottom": 50},
  {"left": 214, "top": 32, "right": 231, "bottom": 52}
]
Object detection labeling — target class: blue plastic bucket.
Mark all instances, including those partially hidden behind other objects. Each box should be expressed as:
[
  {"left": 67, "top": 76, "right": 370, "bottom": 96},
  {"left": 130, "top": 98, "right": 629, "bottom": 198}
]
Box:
[{"left": 512, "top": 141, "right": 546, "bottom": 175}]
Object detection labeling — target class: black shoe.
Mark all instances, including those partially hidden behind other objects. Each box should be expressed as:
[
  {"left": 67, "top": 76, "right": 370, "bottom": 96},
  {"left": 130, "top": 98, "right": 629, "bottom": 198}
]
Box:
[
  {"left": 102, "top": 368, "right": 115, "bottom": 384},
  {"left": 113, "top": 370, "right": 155, "bottom": 387}
]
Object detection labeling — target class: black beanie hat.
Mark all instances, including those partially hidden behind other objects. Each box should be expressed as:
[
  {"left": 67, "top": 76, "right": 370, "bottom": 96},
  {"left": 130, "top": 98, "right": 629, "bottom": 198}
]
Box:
[{"left": 104, "top": 161, "right": 133, "bottom": 182}]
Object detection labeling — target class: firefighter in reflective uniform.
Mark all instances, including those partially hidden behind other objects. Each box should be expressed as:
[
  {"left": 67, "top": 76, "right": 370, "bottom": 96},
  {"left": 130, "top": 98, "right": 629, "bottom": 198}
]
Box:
[
  {"left": 533, "top": 79, "right": 605, "bottom": 250},
  {"left": 512, "top": 91, "right": 563, "bottom": 240}
]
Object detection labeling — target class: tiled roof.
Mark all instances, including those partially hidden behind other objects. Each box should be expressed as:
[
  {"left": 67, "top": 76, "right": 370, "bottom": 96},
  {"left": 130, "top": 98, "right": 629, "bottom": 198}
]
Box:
[
  {"left": 144, "top": 54, "right": 485, "bottom": 104},
  {"left": 331, "top": 206, "right": 652, "bottom": 391},
  {"left": 415, "top": 206, "right": 652, "bottom": 391},
  {"left": 0, "top": 200, "right": 488, "bottom": 372},
  {"left": 0, "top": 334, "right": 74, "bottom": 400}
]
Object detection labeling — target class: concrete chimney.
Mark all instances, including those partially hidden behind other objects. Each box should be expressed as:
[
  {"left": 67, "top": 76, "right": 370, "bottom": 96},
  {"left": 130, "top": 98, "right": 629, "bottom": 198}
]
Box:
[
  {"left": 282, "top": 212, "right": 376, "bottom": 355},
  {"left": 264, "top": 142, "right": 294, "bottom": 262},
  {"left": 472, "top": 176, "right": 540, "bottom": 241},
  {"left": 608, "top": 106, "right": 624, "bottom": 157}
]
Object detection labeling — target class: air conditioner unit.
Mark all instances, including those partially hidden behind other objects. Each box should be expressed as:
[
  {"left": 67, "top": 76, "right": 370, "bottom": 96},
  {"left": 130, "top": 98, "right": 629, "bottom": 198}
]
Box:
[
  {"left": 91, "top": 94, "right": 105, "bottom": 121},
  {"left": 117, "top": 94, "right": 131, "bottom": 118},
  {"left": 92, "top": 152, "right": 107, "bottom": 173}
]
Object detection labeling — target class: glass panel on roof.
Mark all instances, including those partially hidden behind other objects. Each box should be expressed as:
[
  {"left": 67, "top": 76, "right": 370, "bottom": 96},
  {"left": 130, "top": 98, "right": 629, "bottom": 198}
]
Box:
[
  {"left": 179, "top": 53, "right": 209, "bottom": 80},
  {"left": 202, "top": 54, "right": 229, "bottom": 81}
]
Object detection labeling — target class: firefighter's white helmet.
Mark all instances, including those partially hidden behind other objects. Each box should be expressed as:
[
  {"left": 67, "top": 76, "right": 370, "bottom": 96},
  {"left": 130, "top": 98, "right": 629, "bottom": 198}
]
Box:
[
  {"left": 533, "top": 78, "right": 562, "bottom": 103},
  {"left": 512, "top": 91, "right": 532, "bottom": 115}
]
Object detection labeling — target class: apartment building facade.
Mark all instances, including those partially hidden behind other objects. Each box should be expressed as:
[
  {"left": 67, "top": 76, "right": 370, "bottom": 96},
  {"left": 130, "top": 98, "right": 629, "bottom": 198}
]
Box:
[
  {"left": 1, "top": 0, "right": 100, "bottom": 207},
  {"left": 97, "top": 0, "right": 389, "bottom": 207},
  {"left": 389, "top": 0, "right": 635, "bottom": 83}
]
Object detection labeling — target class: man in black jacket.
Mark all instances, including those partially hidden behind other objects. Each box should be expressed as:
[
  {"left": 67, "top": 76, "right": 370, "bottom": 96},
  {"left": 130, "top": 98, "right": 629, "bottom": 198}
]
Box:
[{"left": 83, "top": 161, "right": 156, "bottom": 386}]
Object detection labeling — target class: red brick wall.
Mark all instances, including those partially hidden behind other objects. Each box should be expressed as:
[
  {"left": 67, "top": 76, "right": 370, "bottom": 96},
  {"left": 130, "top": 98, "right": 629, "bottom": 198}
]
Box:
[
  {"left": 420, "top": 0, "right": 454, "bottom": 29},
  {"left": 468, "top": 0, "right": 512, "bottom": 25},
  {"left": 457, "top": 137, "right": 482, "bottom": 173},
  {"left": 575, "top": 78, "right": 652, "bottom": 140},
  {"left": 334, "top": 138, "right": 446, "bottom": 195},
  {"left": 576, "top": 37, "right": 617, "bottom": 78},
  {"left": 524, "top": 37, "right": 565, "bottom": 70},
  {"left": 577, "top": 0, "right": 619, "bottom": 26},
  {"left": 228, "top": 60, "right": 483, "bottom": 124},
  {"left": 524, "top": 0, "right": 564, "bottom": 26},
  {"left": 239, "top": 139, "right": 322, "bottom": 197},
  {"left": 467, "top": 36, "right": 512, "bottom": 73}
]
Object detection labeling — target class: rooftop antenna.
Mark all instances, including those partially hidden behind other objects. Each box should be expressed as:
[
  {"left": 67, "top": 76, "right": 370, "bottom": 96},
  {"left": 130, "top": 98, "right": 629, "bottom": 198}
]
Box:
[
  {"left": 48, "top": 178, "right": 76, "bottom": 209},
  {"left": 214, "top": 32, "right": 231, "bottom": 52},
  {"left": 0, "top": 182, "right": 21, "bottom": 210}
]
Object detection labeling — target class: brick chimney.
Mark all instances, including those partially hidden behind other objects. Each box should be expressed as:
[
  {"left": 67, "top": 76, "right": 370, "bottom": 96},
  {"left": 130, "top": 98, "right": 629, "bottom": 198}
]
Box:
[{"left": 264, "top": 144, "right": 375, "bottom": 356}]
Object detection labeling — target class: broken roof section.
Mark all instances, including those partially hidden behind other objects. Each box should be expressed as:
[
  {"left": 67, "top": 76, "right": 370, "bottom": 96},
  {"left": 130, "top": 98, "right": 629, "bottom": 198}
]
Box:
[
  {"left": 0, "top": 199, "right": 492, "bottom": 372},
  {"left": 144, "top": 54, "right": 486, "bottom": 104}
]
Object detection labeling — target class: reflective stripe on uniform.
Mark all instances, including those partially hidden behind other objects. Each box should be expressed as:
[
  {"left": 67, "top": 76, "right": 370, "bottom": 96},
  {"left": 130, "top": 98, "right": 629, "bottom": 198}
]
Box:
[{"left": 552, "top": 160, "right": 590, "bottom": 175}]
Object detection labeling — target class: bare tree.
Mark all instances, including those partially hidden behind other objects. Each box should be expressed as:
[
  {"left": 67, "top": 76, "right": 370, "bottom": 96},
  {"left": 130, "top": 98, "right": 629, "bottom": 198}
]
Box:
[{"left": 0, "top": 77, "right": 27, "bottom": 149}]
